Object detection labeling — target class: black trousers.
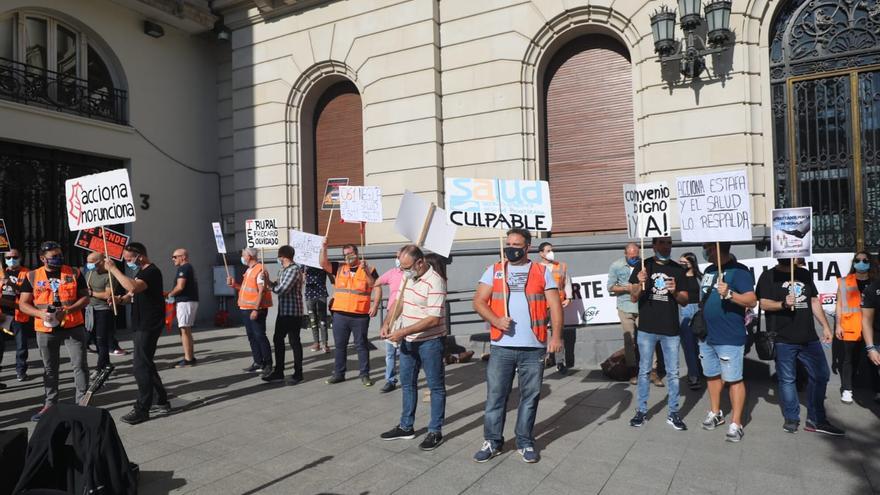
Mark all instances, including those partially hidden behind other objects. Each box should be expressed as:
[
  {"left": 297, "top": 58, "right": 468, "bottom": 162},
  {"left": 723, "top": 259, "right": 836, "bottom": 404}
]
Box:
[
  {"left": 840, "top": 340, "right": 880, "bottom": 392},
  {"left": 274, "top": 315, "right": 303, "bottom": 379},
  {"left": 133, "top": 327, "right": 168, "bottom": 412},
  {"left": 93, "top": 309, "right": 114, "bottom": 370}
]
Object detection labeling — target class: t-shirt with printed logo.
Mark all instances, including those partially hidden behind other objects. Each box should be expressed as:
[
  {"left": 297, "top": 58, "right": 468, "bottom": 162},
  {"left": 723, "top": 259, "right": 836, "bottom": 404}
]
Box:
[
  {"left": 756, "top": 266, "right": 818, "bottom": 344},
  {"left": 628, "top": 257, "right": 686, "bottom": 336},
  {"left": 479, "top": 261, "right": 556, "bottom": 348},
  {"left": 174, "top": 263, "right": 199, "bottom": 302}
]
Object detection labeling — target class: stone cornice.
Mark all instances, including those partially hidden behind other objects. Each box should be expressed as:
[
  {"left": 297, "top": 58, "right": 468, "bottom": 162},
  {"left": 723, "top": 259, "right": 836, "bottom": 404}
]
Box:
[{"left": 212, "top": 0, "right": 339, "bottom": 29}]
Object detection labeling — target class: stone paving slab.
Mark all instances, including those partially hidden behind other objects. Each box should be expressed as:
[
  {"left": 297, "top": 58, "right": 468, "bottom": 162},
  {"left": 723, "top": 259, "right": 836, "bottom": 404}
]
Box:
[{"left": 2, "top": 326, "right": 880, "bottom": 494}]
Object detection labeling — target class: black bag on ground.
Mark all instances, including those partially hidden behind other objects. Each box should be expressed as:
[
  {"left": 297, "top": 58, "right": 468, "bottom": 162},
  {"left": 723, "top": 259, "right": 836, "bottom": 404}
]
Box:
[
  {"left": 601, "top": 348, "right": 630, "bottom": 381},
  {"left": 754, "top": 329, "right": 777, "bottom": 361}
]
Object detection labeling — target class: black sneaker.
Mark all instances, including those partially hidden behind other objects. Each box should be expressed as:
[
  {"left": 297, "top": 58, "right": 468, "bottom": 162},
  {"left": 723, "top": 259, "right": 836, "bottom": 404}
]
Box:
[
  {"left": 361, "top": 375, "right": 374, "bottom": 387},
  {"left": 804, "top": 420, "right": 845, "bottom": 436},
  {"left": 629, "top": 410, "right": 647, "bottom": 427},
  {"left": 687, "top": 376, "right": 701, "bottom": 390},
  {"left": 666, "top": 412, "right": 687, "bottom": 431},
  {"left": 325, "top": 375, "right": 345, "bottom": 384},
  {"left": 16, "top": 372, "right": 27, "bottom": 382},
  {"left": 175, "top": 359, "right": 196, "bottom": 368},
  {"left": 380, "top": 381, "right": 397, "bottom": 393},
  {"left": 260, "top": 364, "right": 274, "bottom": 376},
  {"left": 556, "top": 364, "right": 568, "bottom": 375},
  {"left": 242, "top": 363, "right": 260, "bottom": 373},
  {"left": 419, "top": 432, "right": 443, "bottom": 451},
  {"left": 783, "top": 419, "right": 799, "bottom": 433},
  {"left": 287, "top": 376, "right": 303, "bottom": 386},
  {"left": 380, "top": 425, "right": 415, "bottom": 441},
  {"left": 150, "top": 403, "right": 172, "bottom": 416},
  {"left": 261, "top": 372, "right": 284, "bottom": 382},
  {"left": 121, "top": 408, "right": 150, "bottom": 425}
]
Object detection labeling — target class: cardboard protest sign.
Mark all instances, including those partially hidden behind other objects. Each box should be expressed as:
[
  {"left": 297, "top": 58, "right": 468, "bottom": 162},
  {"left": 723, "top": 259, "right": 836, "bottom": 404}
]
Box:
[
  {"left": 288, "top": 229, "right": 324, "bottom": 268},
  {"left": 245, "top": 218, "right": 280, "bottom": 248},
  {"left": 211, "top": 222, "right": 227, "bottom": 254},
  {"left": 394, "top": 190, "right": 456, "bottom": 257},
  {"left": 445, "top": 178, "right": 552, "bottom": 232},
  {"left": 75, "top": 227, "right": 130, "bottom": 261},
  {"left": 771, "top": 207, "right": 812, "bottom": 259},
  {"left": 623, "top": 182, "right": 671, "bottom": 238},
  {"left": 322, "top": 178, "right": 349, "bottom": 210},
  {"left": 65, "top": 169, "right": 136, "bottom": 231},
  {"left": 564, "top": 273, "right": 619, "bottom": 326},
  {"left": 339, "top": 186, "right": 383, "bottom": 223},
  {"left": 677, "top": 170, "right": 752, "bottom": 242},
  {"left": 0, "top": 219, "right": 10, "bottom": 252}
]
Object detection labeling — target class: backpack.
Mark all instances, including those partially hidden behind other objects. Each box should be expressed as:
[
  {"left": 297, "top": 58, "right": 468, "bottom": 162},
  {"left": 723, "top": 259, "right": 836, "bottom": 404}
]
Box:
[{"left": 600, "top": 348, "right": 630, "bottom": 381}]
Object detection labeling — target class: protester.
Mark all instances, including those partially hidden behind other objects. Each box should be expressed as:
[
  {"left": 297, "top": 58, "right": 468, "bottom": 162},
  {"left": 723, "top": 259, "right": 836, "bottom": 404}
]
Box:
[
  {"left": 1, "top": 248, "right": 32, "bottom": 383},
  {"left": 628, "top": 237, "right": 689, "bottom": 430},
  {"left": 105, "top": 243, "right": 171, "bottom": 424},
  {"left": 756, "top": 258, "right": 844, "bottom": 435},
  {"left": 84, "top": 252, "right": 118, "bottom": 376},
  {"left": 227, "top": 248, "right": 273, "bottom": 374},
  {"left": 698, "top": 242, "right": 757, "bottom": 442},
  {"left": 18, "top": 241, "right": 90, "bottom": 421},
  {"left": 371, "top": 247, "right": 405, "bottom": 393},
  {"left": 537, "top": 242, "right": 572, "bottom": 374},
  {"left": 678, "top": 252, "right": 703, "bottom": 390},
  {"left": 836, "top": 251, "right": 878, "bottom": 403},
  {"left": 379, "top": 245, "right": 448, "bottom": 450},
  {"left": 472, "top": 228, "right": 563, "bottom": 464},
  {"left": 304, "top": 265, "right": 331, "bottom": 353},
  {"left": 262, "top": 245, "right": 305, "bottom": 384},
  {"left": 861, "top": 273, "right": 880, "bottom": 402},
  {"left": 168, "top": 248, "right": 199, "bottom": 368},
  {"left": 320, "top": 241, "right": 378, "bottom": 386},
  {"left": 607, "top": 243, "right": 651, "bottom": 384}
]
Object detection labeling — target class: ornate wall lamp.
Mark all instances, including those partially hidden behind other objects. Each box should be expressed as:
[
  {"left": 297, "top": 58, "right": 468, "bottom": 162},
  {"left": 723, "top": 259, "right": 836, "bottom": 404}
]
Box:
[{"left": 650, "top": 0, "right": 733, "bottom": 79}]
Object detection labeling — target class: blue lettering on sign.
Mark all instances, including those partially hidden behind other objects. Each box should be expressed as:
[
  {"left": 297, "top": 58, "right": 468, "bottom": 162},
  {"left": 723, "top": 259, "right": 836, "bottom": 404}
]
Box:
[{"left": 448, "top": 178, "right": 545, "bottom": 211}]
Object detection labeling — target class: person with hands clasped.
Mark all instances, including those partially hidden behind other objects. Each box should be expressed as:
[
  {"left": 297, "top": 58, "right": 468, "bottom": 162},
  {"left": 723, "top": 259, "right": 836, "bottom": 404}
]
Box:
[
  {"left": 757, "top": 258, "right": 844, "bottom": 436},
  {"left": 627, "top": 237, "right": 690, "bottom": 430},
  {"left": 227, "top": 248, "right": 273, "bottom": 375},
  {"left": 471, "top": 228, "right": 563, "bottom": 464}
]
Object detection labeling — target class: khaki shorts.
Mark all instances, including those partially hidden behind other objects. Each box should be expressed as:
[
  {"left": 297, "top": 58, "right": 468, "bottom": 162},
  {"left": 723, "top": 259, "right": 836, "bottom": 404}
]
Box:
[{"left": 176, "top": 301, "right": 198, "bottom": 328}]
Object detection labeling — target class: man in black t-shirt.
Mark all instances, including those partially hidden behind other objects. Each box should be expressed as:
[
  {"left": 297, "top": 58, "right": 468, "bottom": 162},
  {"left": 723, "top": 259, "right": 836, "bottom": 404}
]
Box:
[
  {"left": 628, "top": 237, "right": 689, "bottom": 430},
  {"left": 104, "top": 242, "right": 169, "bottom": 425},
  {"left": 757, "top": 259, "right": 843, "bottom": 436},
  {"left": 860, "top": 280, "right": 880, "bottom": 402},
  {"left": 168, "top": 248, "right": 199, "bottom": 368}
]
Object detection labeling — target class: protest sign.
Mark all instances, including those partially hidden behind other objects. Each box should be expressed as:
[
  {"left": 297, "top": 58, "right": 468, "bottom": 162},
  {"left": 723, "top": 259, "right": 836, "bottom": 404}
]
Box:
[
  {"left": 394, "top": 190, "right": 456, "bottom": 258},
  {"left": 339, "top": 186, "right": 383, "bottom": 223},
  {"left": 771, "top": 207, "right": 812, "bottom": 259},
  {"left": 245, "top": 218, "right": 280, "bottom": 248},
  {"left": 677, "top": 170, "right": 751, "bottom": 242},
  {"left": 322, "top": 178, "right": 349, "bottom": 210},
  {"left": 623, "top": 182, "right": 671, "bottom": 239},
  {"left": 75, "top": 227, "right": 130, "bottom": 261},
  {"left": 0, "top": 219, "right": 10, "bottom": 252},
  {"left": 445, "top": 178, "right": 552, "bottom": 232},
  {"left": 289, "top": 229, "right": 324, "bottom": 269},
  {"left": 211, "top": 222, "right": 227, "bottom": 254},
  {"left": 64, "top": 169, "right": 136, "bottom": 231},
  {"left": 564, "top": 273, "right": 619, "bottom": 326}
]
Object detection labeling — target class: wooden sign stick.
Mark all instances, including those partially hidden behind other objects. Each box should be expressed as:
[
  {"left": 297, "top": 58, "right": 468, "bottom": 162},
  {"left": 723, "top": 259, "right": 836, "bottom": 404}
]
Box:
[
  {"left": 101, "top": 228, "right": 118, "bottom": 316},
  {"left": 360, "top": 222, "right": 366, "bottom": 262},
  {"left": 221, "top": 253, "right": 230, "bottom": 279},
  {"left": 716, "top": 241, "right": 724, "bottom": 283},
  {"left": 500, "top": 234, "right": 508, "bottom": 318},
  {"left": 790, "top": 257, "right": 795, "bottom": 312},
  {"left": 325, "top": 209, "right": 335, "bottom": 238},
  {"left": 640, "top": 236, "right": 645, "bottom": 290},
  {"left": 388, "top": 203, "right": 437, "bottom": 335}
]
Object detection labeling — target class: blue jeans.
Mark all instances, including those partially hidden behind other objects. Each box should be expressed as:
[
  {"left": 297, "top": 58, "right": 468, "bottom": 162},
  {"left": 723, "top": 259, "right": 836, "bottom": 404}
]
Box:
[
  {"left": 332, "top": 313, "right": 370, "bottom": 378},
  {"left": 775, "top": 340, "right": 830, "bottom": 423},
  {"left": 483, "top": 345, "right": 545, "bottom": 449},
  {"left": 637, "top": 331, "right": 681, "bottom": 414},
  {"left": 385, "top": 341, "right": 399, "bottom": 384},
  {"left": 399, "top": 337, "right": 446, "bottom": 432},
  {"left": 678, "top": 303, "right": 701, "bottom": 379},
  {"left": 3, "top": 320, "right": 32, "bottom": 375},
  {"left": 241, "top": 308, "right": 271, "bottom": 367}
]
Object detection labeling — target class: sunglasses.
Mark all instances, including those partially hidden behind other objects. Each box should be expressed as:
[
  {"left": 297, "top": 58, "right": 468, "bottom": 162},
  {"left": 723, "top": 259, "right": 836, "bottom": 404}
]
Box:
[
  {"left": 171, "top": 255, "right": 183, "bottom": 259},
  {"left": 4, "top": 256, "right": 18, "bottom": 260}
]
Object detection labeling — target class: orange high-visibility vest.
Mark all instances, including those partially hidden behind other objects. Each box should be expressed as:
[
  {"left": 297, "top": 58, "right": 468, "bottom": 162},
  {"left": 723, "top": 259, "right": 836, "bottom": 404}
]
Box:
[
  {"left": 3, "top": 266, "right": 31, "bottom": 323},
  {"left": 331, "top": 263, "right": 372, "bottom": 315},
  {"left": 838, "top": 274, "right": 864, "bottom": 342},
  {"left": 548, "top": 261, "right": 567, "bottom": 304},
  {"left": 488, "top": 261, "right": 549, "bottom": 343},
  {"left": 29, "top": 266, "right": 85, "bottom": 333},
  {"left": 237, "top": 263, "right": 272, "bottom": 310}
]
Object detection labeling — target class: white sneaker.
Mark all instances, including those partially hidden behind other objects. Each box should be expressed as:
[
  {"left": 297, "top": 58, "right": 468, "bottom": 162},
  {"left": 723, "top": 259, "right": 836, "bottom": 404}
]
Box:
[
  {"left": 841, "top": 390, "right": 853, "bottom": 404},
  {"left": 725, "top": 422, "right": 744, "bottom": 443}
]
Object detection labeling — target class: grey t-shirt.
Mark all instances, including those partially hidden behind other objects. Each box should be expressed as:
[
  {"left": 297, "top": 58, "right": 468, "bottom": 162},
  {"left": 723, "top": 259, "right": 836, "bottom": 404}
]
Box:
[{"left": 87, "top": 270, "right": 113, "bottom": 311}]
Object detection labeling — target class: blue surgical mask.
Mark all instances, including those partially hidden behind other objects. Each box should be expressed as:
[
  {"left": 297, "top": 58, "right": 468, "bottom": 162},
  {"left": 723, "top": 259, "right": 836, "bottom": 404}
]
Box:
[
  {"left": 5, "top": 258, "right": 19, "bottom": 268},
  {"left": 126, "top": 261, "right": 138, "bottom": 270},
  {"left": 626, "top": 257, "right": 639, "bottom": 267},
  {"left": 241, "top": 257, "right": 248, "bottom": 266},
  {"left": 86, "top": 262, "right": 96, "bottom": 271},
  {"left": 855, "top": 260, "right": 870, "bottom": 273},
  {"left": 655, "top": 253, "right": 670, "bottom": 262}
]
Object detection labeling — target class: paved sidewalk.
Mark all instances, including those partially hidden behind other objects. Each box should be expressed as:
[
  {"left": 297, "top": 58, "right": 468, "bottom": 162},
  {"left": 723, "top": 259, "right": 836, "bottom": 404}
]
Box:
[{"left": 2, "top": 326, "right": 879, "bottom": 494}]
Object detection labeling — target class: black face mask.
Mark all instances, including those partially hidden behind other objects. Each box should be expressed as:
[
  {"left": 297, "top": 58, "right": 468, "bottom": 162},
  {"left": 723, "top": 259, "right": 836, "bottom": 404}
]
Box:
[{"left": 504, "top": 247, "right": 526, "bottom": 263}]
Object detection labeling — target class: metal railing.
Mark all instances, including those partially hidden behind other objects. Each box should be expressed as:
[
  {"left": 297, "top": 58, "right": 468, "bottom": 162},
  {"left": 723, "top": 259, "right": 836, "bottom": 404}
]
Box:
[{"left": 0, "top": 57, "right": 127, "bottom": 125}]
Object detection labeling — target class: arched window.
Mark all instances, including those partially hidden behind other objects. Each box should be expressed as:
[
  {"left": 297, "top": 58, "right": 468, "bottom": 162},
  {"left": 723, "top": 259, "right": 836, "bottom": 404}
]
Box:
[
  {"left": 0, "top": 10, "right": 127, "bottom": 124},
  {"left": 770, "top": 0, "right": 880, "bottom": 251}
]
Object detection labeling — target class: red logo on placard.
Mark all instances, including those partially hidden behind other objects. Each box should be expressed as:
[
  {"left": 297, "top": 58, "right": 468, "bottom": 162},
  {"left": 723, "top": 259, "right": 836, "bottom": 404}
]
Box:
[{"left": 68, "top": 182, "right": 83, "bottom": 226}]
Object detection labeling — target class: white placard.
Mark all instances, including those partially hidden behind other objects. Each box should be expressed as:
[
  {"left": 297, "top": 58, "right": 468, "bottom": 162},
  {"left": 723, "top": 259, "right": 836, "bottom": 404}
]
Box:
[
  {"left": 677, "top": 170, "right": 752, "bottom": 242},
  {"left": 211, "top": 222, "right": 227, "bottom": 254},
  {"left": 771, "top": 207, "right": 812, "bottom": 259},
  {"left": 245, "top": 218, "right": 279, "bottom": 248},
  {"left": 64, "top": 169, "right": 136, "bottom": 231},
  {"left": 445, "top": 178, "right": 552, "bottom": 232},
  {"left": 289, "top": 229, "right": 324, "bottom": 269},
  {"left": 394, "top": 190, "right": 457, "bottom": 258},
  {"left": 339, "top": 186, "right": 383, "bottom": 223},
  {"left": 623, "top": 181, "right": 671, "bottom": 239}
]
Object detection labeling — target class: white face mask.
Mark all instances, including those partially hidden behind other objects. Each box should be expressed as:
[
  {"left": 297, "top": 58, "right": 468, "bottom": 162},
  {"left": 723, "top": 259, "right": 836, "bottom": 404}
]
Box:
[
  {"left": 394, "top": 258, "right": 401, "bottom": 268},
  {"left": 544, "top": 251, "right": 555, "bottom": 262}
]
